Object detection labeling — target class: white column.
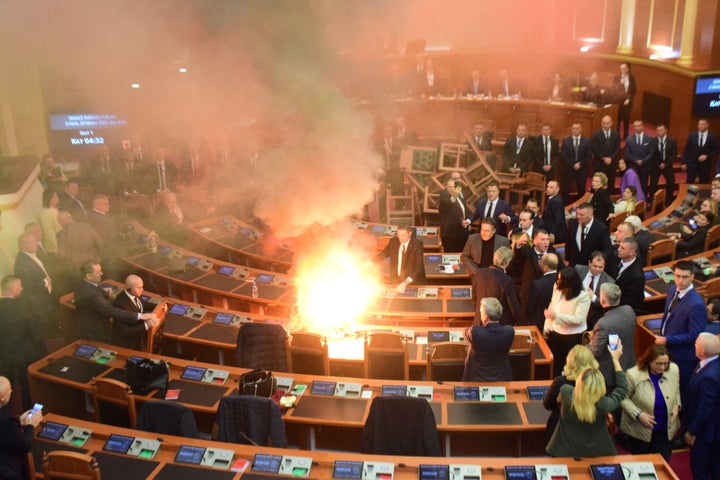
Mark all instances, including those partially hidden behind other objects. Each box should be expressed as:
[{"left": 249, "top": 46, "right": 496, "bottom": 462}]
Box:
[
  {"left": 677, "top": 0, "right": 699, "bottom": 67},
  {"left": 616, "top": 0, "right": 636, "bottom": 54}
]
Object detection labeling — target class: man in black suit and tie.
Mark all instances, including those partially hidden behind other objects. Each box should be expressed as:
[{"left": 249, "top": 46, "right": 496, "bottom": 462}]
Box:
[
  {"left": 533, "top": 123, "right": 560, "bottom": 181},
  {"left": 508, "top": 229, "right": 556, "bottom": 321},
  {"left": 438, "top": 179, "right": 470, "bottom": 252},
  {"left": 560, "top": 123, "right": 591, "bottom": 203},
  {"left": 565, "top": 202, "right": 612, "bottom": 267},
  {"left": 376, "top": 225, "right": 425, "bottom": 293},
  {"left": 542, "top": 180, "right": 566, "bottom": 244},
  {"left": 74, "top": 261, "right": 159, "bottom": 343},
  {"left": 605, "top": 238, "right": 646, "bottom": 313},
  {"left": 590, "top": 115, "right": 621, "bottom": 195},
  {"left": 462, "top": 218, "right": 511, "bottom": 274},
  {"left": 525, "top": 198, "right": 546, "bottom": 230},
  {"left": 465, "top": 70, "right": 487, "bottom": 98},
  {"left": 612, "top": 62, "right": 636, "bottom": 139},
  {"left": 575, "top": 252, "right": 615, "bottom": 330},
  {"left": 624, "top": 119, "right": 654, "bottom": 199},
  {"left": 502, "top": 124, "right": 534, "bottom": 174},
  {"left": 57, "top": 180, "right": 87, "bottom": 223},
  {"left": 112, "top": 274, "right": 159, "bottom": 350},
  {"left": 652, "top": 124, "right": 677, "bottom": 207},
  {"left": 471, "top": 247, "right": 521, "bottom": 326},
  {"left": 683, "top": 118, "right": 720, "bottom": 184},
  {"left": 683, "top": 333, "right": 720, "bottom": 479},
  {"left": 469, "top": 181, "right": 517, "bottom": 237},
  {"left": 526, "top": 253, "right": 560, "bottom": 331},
  {"left": 13, "top": 233, "right": 55, "bottom": 337}
]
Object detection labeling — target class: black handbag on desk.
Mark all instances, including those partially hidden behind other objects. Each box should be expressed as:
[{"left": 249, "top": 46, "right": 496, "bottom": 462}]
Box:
[
  {"left": 239, "top": 369, "right": 276, "bottom": 397},
  {"left": 125, "top": 358, "right": 169, "bottom": 394}
]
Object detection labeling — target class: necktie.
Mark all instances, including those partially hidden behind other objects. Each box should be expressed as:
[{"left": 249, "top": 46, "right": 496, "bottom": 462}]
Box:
[
  {"left": 699, "top": 133, "right": 704, "bottom": 147},
  {"left": 398, "top": 244, "right": 406, "bottom": 276},
  {"left": 588, "top": 275, "right": 595, "bottom": 291},
  {"left": 605, "top": 130, "right": 610, "bottom": 140},
  {"left": 135, "top": 296, "right": 143, "bottom": 312},
  {"left": 617, "top": 260, "right": 624, "bottom": 277},
  {"left": 544, "top": 138, "right": 550, "bottom": 165},
  {"left": 486, "top": 200, "right": 494, "bottom": 218},
  {"left": 660, "top": 139, "right": 665, "bottom": 161},
  {"left": 517, "top": 138, "right": 522, "bottom": 154},
  {"left": 158, "top": 164, "right": 167, "bottom": 190},
  {"left": 669, "top": 291, "right": 679, "bottom": 312},
  {"left": 636, "top": 134, "right": 641, "bottom": 145},
  {"left": 574, "top": 138, "right": 579, "bottom": 163}
]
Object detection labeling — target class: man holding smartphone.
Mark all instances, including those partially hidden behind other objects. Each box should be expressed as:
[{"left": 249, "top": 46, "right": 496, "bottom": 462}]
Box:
[{"left": 0, "top": 376, "right": 42, "bottom": 479}]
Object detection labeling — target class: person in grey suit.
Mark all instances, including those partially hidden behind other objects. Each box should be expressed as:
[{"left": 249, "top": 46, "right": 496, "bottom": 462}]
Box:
[
  {"left": 461, "top": 218, "right": 510, "bottom": 274},
  {"left": 574, "top": 251, "right": 615, "bottom": 330},
  {"left": 588, "top": 283, "right": 636, "bottom": 389}
]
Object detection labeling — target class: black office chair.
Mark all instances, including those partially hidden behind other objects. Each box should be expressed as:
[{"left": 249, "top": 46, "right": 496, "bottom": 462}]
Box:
[
  {"left": 361, "top": 396, "right": 441, "bottom": 456},
  {"left": 136, "top": 400, "right": 200, "bottom": 438},
  {"left": 235, "top": 322, "right": 288, "bottom": 371},
  {"left": 213, "top": 395, "right": 287, "bottom": 447}
]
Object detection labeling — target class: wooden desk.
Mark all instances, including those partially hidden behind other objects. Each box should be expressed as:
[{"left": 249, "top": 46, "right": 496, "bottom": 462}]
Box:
[
  {"left": 57, "top": 283, "right": 553, "bottom": 380},
  {"left": 34, "top": 414, "right": 679, "bottom": 479},
  {"left": 30, "top": 340, "right": 558, "bottom": 455}
]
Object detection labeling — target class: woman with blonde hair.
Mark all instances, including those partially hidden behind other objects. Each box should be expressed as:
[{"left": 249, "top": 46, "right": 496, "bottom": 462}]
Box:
[
  {"left": 543, "top": 345, "right": 598, "bottom": 439},
  {"left": 620, "top": 344, "right": 680, "bottom": 461},
  {"left": 546, "top": 340, "right": 627, "bottom": 457},
  {"left": 590, "top": 172, "right": 613, "bottom": 224}
]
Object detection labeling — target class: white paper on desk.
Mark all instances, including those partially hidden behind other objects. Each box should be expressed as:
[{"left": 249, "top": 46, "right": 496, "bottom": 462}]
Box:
[{"left": 361, "top": 390, "right": 373, "bottom": 399}]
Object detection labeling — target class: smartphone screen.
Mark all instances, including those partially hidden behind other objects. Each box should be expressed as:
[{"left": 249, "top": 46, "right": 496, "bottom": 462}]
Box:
[
  {"left": 689, "top": 218, "right": 698, "bottom": 229},
  {"left": 28, "top": 403, "right": 43, "bottom": 418}
]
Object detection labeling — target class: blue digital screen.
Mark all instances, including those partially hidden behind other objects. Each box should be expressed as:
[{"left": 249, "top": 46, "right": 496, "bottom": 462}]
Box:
[
  {"left": 419, "top": 464, "right": 450, "bottom": 480},
  {"left": 333, "top": 461, "right": 363, "bottom": 479},
  {"left": 453, "top": 387, "right": 479, "bottom": 401},
  {"left": 451, "top": 288, "right": 471, "bottom": 298},
  {"left": 217, "top": 266, "right": 235, "bottom": 276},
  {"left": 181, "top": 366, "right": 207, "bottom": 381},
  {"left": 526, "top": 386, "right": 549, "bottom": 401},
  {"left": 381, "top": 385, "right": 407, "bottom": 396},
  {"left": 252, "top": 454, "right": 282, "bottom": 473},
  {"left": 428, "top": 331, "right": 450, "bottom": 342},
  {"left": 73, "top": 344, "right": 98, "bottom": 358},
  {"left": 213, "top": 312, "right": 234, "bottom": 325},
  {"left": 187, "top": 256, "right": 200, "bottom": 266},
  {"left": 311, "top": 380, "right": 337, "bottom": 396},
  {"left": 38, "top": 422, "right": 69, "bottom": 441},
  {"left": 426, "top": 255, "right": 442, "bottom": 263},
  {"left": 169, "top": 304, "right": 190, "bottom": 315},
  {"left": 103, "top": 434, "right": 134, "bottom": 454},
  {"left": 255, "top": 274, "right": 273, "bottom": 284},
  {"left": 175, "top": 445, "right": 205, "bottom": 465},
  {"left": 644, "top": 270, "right": 659, "bottom": 280}
]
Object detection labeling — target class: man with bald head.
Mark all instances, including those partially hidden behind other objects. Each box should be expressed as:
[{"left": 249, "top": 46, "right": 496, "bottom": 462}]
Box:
[
  {"left": 112, "top": 274, "right": 159, "bottom": 350},
  {"left": 684, "top": 332, "right": 720, "bottom": 479},
  {"left": 591, "top": 115, "right": 621, "bottom": 195},
  {"left": 13, "top": 232, "right": 55, "bottom": 335},
  {"left": 0, "top": 375, "right": 42, "bottom": 479}
]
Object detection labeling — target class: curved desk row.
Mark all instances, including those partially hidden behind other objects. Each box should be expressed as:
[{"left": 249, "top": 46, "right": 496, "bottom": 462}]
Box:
[
  {"left": 30, "top": 340, "right": 556, "bottom": 456},
  {"left": 58, "top": 280, "right": 554, "bottom": 380},
  {"left": 33, "top": 414, "right": 678, "bottom": 479}
]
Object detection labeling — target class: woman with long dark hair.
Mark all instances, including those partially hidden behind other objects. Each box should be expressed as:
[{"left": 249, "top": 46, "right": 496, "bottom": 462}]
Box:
[{"left": 543, "top": 267, "right": 590, "bottom": 377}]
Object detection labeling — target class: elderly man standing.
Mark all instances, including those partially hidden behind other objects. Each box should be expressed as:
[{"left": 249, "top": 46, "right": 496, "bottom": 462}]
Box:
[
  {"left": 471, "top": 247, "right": 521, "bottom": 326},
  {"left": 462, "top": 297, "right": 515, "bottom": 382},
  {"left": 74, "top": 261, "right": 158, "bottom": 343},
  {"left": 112, "top": 275, "right": 160, "bottom": 350},
  {"left": 13, "top": 233, "right": 55, "bottom": 335},
  {"left": 462, "top": 218, "right": 510, "bottom": 274}
]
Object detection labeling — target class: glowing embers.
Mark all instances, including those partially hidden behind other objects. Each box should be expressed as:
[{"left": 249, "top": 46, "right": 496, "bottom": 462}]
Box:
[{"left": 292, "top": 243, "right": 383, "bottom": 333}]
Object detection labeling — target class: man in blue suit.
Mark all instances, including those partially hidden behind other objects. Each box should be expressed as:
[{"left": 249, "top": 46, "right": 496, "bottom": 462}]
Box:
[
  {"left": 683, "top": 118, "right": 719, "bottom": 184},
  {"left": 469, "top": 181, "right": 517, "bottom": 237},
  {"left": 684, "top": 333, "right": 720, "bottom": 480},
  {"left": 560, "top": 123, "right": 591, "bottom": 203},
  {"left": 655, "top": 261, "right": 706, "bottom": 410},
  {"left": 624, "top": 119, "right": 654, "bottom": 200}
]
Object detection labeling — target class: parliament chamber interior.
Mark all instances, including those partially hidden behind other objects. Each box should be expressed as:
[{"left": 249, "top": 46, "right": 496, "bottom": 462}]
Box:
[{"left": 3, "top": 1, "right": 720, "bottom": 479}]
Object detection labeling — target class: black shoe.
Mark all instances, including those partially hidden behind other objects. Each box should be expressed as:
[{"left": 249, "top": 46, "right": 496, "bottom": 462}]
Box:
[{"left": 671, "top": 436, "right": 687, "bottom": 449}]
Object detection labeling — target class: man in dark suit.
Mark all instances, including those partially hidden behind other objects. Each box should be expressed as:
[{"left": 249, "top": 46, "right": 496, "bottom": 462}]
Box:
[
  {"left": 606, "top": 237, "right": 646, "bottom": 313},
  {"left": 468, "top": 123, "right": 493, "bottom": 152},
  {"left": 683, "top": 118, "right": 720, "bottom": 184},
  {"left": 74, "top": 261, "right": 158, "bottom": 343},
  {"left": 533, "top": 124, "right": 560, "bottom": 180},
  {"left": 469, "top": 181, "right": 517, "bottom": 236},
  {"left": 590, "top": 115, "right": 621, "bottom": 195},
  {"left": 462, "top": 297, "right": 515, "bottom": 381},
  {"left": 57, "top": 180, "right": 87, "bottom": 223},
  {"left": 461, "top": 218, "right": 511, "bottom": 274},
  {"left": 587, "top": 283, "right": 636, "bottom": 388},
  {"left": 0, "top": 375, "right": 43, "bottom": 480},
  {"left": 376, "top": 225, "right": 425, "bottom": 293},
  {"left": 502, "top": 124, "right": 534, "bottom": 174},
  {"left": 471, "top": 247, "right": 521, "bottom": 326},
  {"left": 112, "top": 274, "right": 159, "bottom": 350},
  {"left": 152, "top": 191, "right": 188, "bottom": 247},
  {"left": 465, "top": 70, "right": 487, "bottom": 98},
  {"left": 525, "top": 198, "right": 546, "bottom": 230},
  {"left": 526, "top": 253, "right": 559, "bottom": 331},
  {"left": 13, "top": 233, "right": 55, "bottom": 335},
  {"left": 612, "top": 62, "right": 636, "bottom": 139},
  {"left": 542, "top": 180, "right": 566, "bottom": 244},
  {"left": 438, "top": 179, "right": 469, "bottom": 253},
  {"left": 575, "top": 251, "right": 615, "bottom": 329},
  {"left": 565, "top": 202, "right": 612, "bottom": 267},
  {"left": 624, "top": 119, "right": 654, "bottom": 199},
  {"left": 0, "top": 276, "right": 40, "bottom": 410},
  {"left": 683, "top": 333, "right": 720, "bottom": 479},
  {"left": 652, "top": 124, "right": 677, "bottom": 207},
  {"left": 508, "top": 228, "right": 556, "bottom": 317},
  {"left": 560, "top": 123, "right": 591, "bottom": 203},
  {"left": 143, "top": 147, "right": 178, "bottom": 194},
  {"left": 495, "top": 68, "right": 520, "bottom": 98},
  {"left": 655, "top": 261, "right": 706, "bottom": 410}
]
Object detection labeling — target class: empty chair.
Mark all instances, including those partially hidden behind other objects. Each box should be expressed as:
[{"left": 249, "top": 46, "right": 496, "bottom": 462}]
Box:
[
  {"left": 286, "top": 331, "right": 329, "bottom": 376},
  {"left": 235, "top": 322, "right": 288, "bottom": 371},
  {"left": 361, "top": 396, "right": 441, "bottom": 456},
  {"left": 426, "top": 341, "right": 468, "bottom": 381},
  {"left": 508, "top": 331, "right": 535, "bottom": 381},
  {"left": 705, "top": 224, "right": 720, "bottom": 250},
  {"left": 90, "top": 377, "right": 136, "bottom": 428},
  {"left": 43, "top": 451, "right": 100, "bottom": 480},
  {"left": 136, "top": 400, "right": 199, "bottom": 438},
  {"left": 213, "top": 395, "right": 287, "bottom": 447},
  {"left": 364, "top": 331, "right": 408, "bottom": 380},
  {"left": 651, "top": 189, "right": 665, "bottom": 215},
  {"left": 645, "top": 238, "right": 676, "bottom": 266}
]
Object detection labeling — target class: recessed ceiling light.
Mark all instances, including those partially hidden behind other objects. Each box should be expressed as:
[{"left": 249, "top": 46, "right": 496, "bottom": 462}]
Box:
[
  {"left": 131, "top": 83, "right": 141, "bottom": 89},
  {"left": 178, "top": 67, "right": 188, "bottom": 73}
]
